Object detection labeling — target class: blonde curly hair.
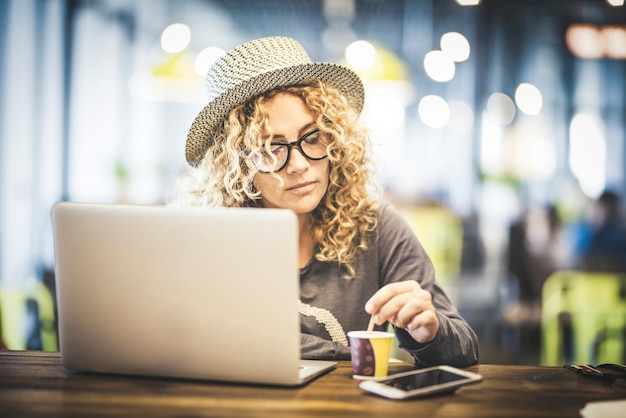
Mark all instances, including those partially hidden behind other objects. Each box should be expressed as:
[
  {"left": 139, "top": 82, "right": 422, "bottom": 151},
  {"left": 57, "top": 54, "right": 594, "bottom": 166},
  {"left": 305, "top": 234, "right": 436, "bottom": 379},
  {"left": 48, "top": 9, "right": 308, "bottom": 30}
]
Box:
[{"left": 171, "top": 79, "right": 379, "bottom": 278}]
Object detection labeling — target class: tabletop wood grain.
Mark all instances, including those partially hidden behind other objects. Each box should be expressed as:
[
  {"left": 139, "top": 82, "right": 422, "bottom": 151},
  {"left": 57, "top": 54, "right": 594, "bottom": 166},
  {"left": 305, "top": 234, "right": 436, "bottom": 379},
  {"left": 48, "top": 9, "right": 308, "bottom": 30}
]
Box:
[{"left": 0, "top": 350, "right": 624, "bottom": 417}]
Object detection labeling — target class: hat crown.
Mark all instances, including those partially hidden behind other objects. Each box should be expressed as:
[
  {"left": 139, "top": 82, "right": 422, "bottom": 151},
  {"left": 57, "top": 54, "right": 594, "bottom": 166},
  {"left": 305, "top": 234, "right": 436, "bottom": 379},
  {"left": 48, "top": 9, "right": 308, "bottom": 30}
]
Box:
[
  {"left": 186, "top": 36, "right": 364, "bottom": 166},
  {"left": 205, "top": 37, "right": 313, "bottom": 102}
]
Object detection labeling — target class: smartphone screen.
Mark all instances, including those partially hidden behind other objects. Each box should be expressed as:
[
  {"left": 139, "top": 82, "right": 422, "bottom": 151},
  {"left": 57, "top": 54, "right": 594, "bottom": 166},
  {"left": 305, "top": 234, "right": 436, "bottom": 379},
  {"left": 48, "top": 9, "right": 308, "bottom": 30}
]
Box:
[
  {"left": 382, "top": 368, "right": 468, "bottom": 391},
  {"left": 359, "top": 366, "right": 483, "bottom": 400}
]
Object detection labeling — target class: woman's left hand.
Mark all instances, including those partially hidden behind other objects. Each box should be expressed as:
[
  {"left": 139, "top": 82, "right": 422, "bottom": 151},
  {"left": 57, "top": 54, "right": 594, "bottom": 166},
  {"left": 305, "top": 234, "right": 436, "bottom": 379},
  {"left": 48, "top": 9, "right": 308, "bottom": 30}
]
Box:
[{"left": 365, "top": 280, "right": 440, "bottom": 344}]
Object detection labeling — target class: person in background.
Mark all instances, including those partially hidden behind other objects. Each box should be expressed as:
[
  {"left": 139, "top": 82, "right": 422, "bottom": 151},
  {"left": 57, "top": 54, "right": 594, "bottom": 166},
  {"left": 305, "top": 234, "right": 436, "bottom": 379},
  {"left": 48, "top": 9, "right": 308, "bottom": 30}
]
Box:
[
  {"left": 171, "top": 36, "right": 478, "bottom": 367},
  {"left": 503, "top": 204, "right": 564, "bottom": 354},
  {"left": 578, "top": 190, "right": 626, "bottom": 272},
  {"left": 507, "top": 205, "right": 563, "bottom": 306}
]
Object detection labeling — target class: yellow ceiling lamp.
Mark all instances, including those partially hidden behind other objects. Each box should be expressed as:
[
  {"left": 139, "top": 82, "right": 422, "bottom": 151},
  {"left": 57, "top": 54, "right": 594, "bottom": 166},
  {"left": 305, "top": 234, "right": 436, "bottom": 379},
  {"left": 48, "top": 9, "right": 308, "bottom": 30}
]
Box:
[
  {"left": 343, "top": 40, "right": 414, "bottom": 129},
  {"left": 151, "top": 52, "right": 197, "bottom": 80},
  {"left": 130, "top": 23, "right": 205, "bottom": 103},
  {"left": 343, "top": 40, "right": 409, "bottom": 81}
]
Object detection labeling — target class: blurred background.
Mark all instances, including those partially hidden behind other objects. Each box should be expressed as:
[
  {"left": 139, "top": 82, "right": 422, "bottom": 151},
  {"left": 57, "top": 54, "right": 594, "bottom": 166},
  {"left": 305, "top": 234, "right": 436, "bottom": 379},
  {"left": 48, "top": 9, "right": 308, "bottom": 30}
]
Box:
[{"left": 1, "top": 0, "right": 626, "bottom": 364}]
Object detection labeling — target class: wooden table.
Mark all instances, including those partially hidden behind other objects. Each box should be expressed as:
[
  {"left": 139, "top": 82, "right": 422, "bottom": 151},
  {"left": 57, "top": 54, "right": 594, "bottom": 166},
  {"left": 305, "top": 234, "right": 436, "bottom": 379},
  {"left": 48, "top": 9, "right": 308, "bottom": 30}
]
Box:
[{"left": 0, "top": 350, "right": 624, "bottom": 417}]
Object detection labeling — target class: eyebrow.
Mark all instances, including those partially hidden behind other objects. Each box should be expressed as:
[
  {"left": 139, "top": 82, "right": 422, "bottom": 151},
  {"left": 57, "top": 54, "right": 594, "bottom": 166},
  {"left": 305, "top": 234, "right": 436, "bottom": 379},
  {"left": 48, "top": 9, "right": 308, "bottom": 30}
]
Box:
[{"left": 268, "top": 122, "right": 317, "bottom": 142}]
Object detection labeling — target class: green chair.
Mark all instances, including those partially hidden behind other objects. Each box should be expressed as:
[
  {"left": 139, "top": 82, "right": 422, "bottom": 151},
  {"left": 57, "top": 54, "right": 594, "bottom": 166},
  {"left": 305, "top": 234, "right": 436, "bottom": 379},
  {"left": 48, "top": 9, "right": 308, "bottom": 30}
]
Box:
[
  {"left": 392, "top": 205, "right": 464, "bottom": 362},
  {"left": 541, "top": 270, "right": 626, "bottom": 366},
  {"left": 397, "top": 205, "right": 464, "bottom": 292},
  {"left": 0, "top": 280, "right": 58, "bottom": 351}
]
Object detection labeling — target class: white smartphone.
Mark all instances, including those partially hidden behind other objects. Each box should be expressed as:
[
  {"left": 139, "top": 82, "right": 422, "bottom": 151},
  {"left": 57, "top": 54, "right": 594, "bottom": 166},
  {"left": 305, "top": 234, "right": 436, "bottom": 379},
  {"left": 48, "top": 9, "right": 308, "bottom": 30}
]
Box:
[{"left": 359, "top": 365, "right": 482, "bottom": 400}]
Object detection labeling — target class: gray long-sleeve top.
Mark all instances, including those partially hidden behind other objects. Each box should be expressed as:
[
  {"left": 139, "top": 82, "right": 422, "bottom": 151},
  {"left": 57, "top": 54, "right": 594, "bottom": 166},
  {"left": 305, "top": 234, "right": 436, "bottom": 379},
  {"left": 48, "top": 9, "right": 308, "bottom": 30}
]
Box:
[{"left": 299, "top": 201, "right": 479, "bottom": 368}]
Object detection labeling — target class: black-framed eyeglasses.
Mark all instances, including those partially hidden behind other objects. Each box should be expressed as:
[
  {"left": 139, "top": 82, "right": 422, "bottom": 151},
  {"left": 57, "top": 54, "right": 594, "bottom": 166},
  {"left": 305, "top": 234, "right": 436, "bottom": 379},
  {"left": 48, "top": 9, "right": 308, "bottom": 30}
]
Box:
[{"left": 252, "top": 128, "right": 330, "bottom": 173}]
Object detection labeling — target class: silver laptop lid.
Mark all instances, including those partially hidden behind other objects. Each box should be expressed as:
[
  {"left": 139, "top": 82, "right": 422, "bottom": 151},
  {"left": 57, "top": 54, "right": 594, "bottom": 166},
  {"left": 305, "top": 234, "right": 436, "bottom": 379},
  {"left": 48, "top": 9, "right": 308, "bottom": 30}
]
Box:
[{"left": 52, "top": 202, "right": 302, "bottom": 385}]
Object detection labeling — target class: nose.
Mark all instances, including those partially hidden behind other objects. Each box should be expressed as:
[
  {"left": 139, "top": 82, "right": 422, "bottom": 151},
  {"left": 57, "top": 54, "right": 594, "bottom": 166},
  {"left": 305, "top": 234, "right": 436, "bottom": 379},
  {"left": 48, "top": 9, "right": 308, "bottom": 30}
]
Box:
[{"left": 285, "top": 147, "right": 310, "bottom": 173}]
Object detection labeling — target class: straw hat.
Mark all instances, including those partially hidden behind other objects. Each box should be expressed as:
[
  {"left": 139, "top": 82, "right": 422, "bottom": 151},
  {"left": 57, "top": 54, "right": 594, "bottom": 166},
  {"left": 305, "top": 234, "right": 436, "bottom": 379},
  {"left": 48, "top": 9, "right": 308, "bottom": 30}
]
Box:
[{"left": 185, "top": 36, "right": 365, "bottom": 167}]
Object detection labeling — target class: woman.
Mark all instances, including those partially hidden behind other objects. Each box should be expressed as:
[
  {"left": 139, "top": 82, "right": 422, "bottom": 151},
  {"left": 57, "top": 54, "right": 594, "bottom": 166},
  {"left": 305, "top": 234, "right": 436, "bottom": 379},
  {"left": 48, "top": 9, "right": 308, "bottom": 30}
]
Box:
[{"left": 174, "top": 36, "right": 478, "bottom": 367}]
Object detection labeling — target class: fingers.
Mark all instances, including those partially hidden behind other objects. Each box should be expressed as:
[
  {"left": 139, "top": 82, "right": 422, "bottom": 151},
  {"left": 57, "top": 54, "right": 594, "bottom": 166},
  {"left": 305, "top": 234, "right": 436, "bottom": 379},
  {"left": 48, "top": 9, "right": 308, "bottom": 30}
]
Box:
[
  {"left": 365, "top": 281, "right": 420, "bottom": 318},
  {"left": 405, "top": 308, "right": 439, "bottom": 343},
  {"left": 365, "top": 281, "right": 440, "bottom": 343},
  {"left": 365, "top": 281, "right": 425, "bottom": 325},
  {"left": 393, "top": 291, "right": 432, "bottom": 328}
]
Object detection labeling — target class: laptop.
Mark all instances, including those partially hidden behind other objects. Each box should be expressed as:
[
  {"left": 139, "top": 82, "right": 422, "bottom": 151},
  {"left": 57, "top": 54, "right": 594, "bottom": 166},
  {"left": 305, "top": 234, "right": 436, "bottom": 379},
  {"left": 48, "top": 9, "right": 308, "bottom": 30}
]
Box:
[{"left": 51, "top": 202, "right": 336, "bottom": 386}]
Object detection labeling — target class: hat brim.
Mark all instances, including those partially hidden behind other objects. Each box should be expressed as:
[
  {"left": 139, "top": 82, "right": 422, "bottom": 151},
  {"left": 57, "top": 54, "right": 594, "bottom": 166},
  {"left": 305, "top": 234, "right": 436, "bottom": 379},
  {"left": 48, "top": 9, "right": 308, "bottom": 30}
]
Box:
[{"left": 185, "top": 62, "right": 364, "bottom": 167}]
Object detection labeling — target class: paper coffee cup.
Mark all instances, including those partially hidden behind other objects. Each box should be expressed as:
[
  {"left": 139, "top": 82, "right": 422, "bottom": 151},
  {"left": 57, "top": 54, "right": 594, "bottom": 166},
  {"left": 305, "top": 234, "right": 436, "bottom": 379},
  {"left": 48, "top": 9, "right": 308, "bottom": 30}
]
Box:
[{"left": 347, "top": 330, "right": 394, "bottom": 379}]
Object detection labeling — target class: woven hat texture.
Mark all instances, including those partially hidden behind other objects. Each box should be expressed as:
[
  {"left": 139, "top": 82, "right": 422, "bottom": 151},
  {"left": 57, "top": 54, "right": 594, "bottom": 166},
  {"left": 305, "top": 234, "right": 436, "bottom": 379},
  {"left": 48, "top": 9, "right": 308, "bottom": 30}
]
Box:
[{"left": 185, "top": 36, "right": 365, "bottom": 166}]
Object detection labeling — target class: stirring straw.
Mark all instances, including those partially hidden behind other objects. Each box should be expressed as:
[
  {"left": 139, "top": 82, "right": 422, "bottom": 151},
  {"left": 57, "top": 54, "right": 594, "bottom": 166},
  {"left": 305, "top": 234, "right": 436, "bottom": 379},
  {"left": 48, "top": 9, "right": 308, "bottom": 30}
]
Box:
[{"left": 367, "top": 314, "right": 376, "bottom": 333}]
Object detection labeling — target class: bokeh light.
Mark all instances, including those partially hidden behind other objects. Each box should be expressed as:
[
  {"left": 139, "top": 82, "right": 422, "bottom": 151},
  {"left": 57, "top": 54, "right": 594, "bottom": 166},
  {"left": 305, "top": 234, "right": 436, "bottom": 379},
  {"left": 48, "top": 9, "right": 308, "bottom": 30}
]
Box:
[
  {"left": 160, "top": 23, "right": 191, "bottom": 54},
  {"left": 440, "top": 32, "right": 470, "bottom": 62},
  {"left": 195, "top": 47, "right": 226, "bottom": 77},
  {"left": 418, "top": 95, "right": 450, "bottom": 128},
  {"left": 345, "top": 40, "right": 377, "bottom": 70},
  {"left": 603, "top": 25, "right": 626, "bottom": 59},
  {"left": 565, "top": 24, "right": 604, "bottom": 59},
  {"left": 569, "top": 113, "right": 606, "bottom": 198},
  {"left": 515, "top": 83, "right": 543, "bottom": 115},
  {"left": 424, "top": 50, "right": 455, "bottom": 82},
  {"left": 487, "top": 92, "right": 516, "bottom": 125}
]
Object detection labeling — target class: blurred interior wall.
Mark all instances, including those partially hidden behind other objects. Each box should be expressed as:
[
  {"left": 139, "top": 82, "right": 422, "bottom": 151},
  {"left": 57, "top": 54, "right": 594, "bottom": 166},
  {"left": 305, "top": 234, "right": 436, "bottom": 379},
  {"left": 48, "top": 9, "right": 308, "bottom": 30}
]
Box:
[{"left": 0, "top": 0, "right": 65, "bottom": 285}]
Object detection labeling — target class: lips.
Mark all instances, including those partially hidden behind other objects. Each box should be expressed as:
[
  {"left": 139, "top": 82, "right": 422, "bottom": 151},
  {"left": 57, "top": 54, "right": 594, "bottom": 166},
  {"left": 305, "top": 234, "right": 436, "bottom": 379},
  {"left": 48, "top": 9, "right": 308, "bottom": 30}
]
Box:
[{"left": 286, "top": 181, "right": 316, "bottom": 192}]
